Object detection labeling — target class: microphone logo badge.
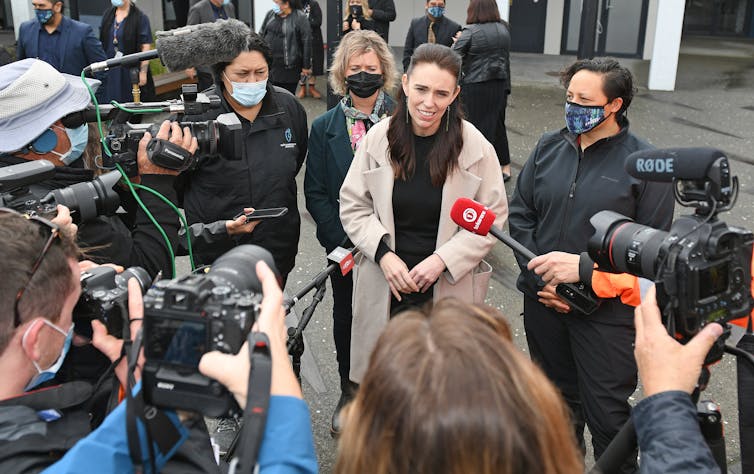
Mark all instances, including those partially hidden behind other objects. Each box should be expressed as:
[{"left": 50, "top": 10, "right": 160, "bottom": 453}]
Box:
[
  {"left": 635, "top": 157, "right": 674, "bottom": 174},
  {"left": 462, "top": 208, "right": 478, "bottom": 223}
]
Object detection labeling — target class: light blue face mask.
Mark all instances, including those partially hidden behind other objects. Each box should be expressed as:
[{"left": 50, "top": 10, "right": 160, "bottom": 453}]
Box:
[
  {"left": 59, "top": 124, "right": 89, "bottom": 165},
  {"left": 223, "top": 0, "right": 231, "bottom": 5},
  {"left": 225, "top": 74, "right": 268, "bottom": 107},
  {"left": 427, "top": 6, "right": 445, "bottom": 18},
  {"left": 272, "top": 3, "right": 282, "bottom": 14},
  {"left": 23, "top": 320, "right": 74, "bottom": 391},
  {"left": 111, "top": 0, "right": 124, "bottom": 7}
]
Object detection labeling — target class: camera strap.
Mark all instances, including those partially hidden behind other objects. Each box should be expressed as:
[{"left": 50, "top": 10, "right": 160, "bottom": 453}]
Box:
[{"left": 231, "top": 332, "right": 272, "bottom": 473}]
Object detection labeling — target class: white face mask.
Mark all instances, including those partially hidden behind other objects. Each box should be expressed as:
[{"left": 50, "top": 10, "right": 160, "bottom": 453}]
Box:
[
  {"left": 22, "top": 320, "right": 74, "bottom": 391},
  {"left": 53, "top": 124, "right": 89, "bottom": 165},
  {"left": 224, "top": 73, "right": 268, "bottom": 107}
]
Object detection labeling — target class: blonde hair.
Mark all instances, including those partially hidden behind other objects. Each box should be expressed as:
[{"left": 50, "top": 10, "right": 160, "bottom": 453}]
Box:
[
  {"left": 328, "top": 29, "right": 397, "bottom": 96},
  {"left": 343, "top": 0, "right": 371, "bottom": 20},
  {"left": 335, "top": 299, "right": 584, "bottom": 474}
]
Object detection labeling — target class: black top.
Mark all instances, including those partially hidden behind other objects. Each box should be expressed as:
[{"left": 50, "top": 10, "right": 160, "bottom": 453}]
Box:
[{"left": 391, "top": 133, "right": 443, "bottom": 269}]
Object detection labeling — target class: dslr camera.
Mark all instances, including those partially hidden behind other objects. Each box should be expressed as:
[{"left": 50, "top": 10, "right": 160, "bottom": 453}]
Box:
[
  {"left": 142, "top": 245, "right": 278, "bottom": 417},
  {"left": 0, "top": 160, "right": 121, "bottom": 222},
  {"left": 74, "top": 265, "right": 152, "bottom": 339},
  {"left": 588, "top": 148, "right": 753, "bottom": 340}
]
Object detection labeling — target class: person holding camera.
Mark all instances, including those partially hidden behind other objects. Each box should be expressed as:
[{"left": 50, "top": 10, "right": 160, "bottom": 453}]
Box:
[
  {"left": 177, "top": 32, "right": 308, "bottom": 285},
  {"left": 508, "top": 58, "right": 675, "bottom": 472},
  {"left": 342, "top": 0, "right": 376, "bottom": 35}
]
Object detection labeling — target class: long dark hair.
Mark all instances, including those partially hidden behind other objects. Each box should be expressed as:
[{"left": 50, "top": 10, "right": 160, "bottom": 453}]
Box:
[
  {"left": 466, "top": 0, "right": 501, "bottom": 24},
  {"left": 387, "top": 44, "right": 464, "bottom": 187}
]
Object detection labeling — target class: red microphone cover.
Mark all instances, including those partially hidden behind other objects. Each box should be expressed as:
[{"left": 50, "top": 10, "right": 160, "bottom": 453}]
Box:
[{"left": 450, "top": 198, "right": 497, "bottom": 236}]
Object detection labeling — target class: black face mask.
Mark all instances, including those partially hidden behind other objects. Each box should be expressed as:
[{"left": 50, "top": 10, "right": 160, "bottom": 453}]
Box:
[
  {"left": 346, "top": 71, "right": 384, "bottom": 98},
  {"left": 350, "top": 5, "right": 363, "bottom": 17}
]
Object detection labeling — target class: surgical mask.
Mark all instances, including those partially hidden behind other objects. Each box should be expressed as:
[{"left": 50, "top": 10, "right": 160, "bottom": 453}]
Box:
[
  {"left": 427, "top": 6, "right": 445, "bottom": 18},
  {"left": 225, "top": 74, "right": 268, "bottom": 107},
  {"left": 272, "top": 3, "right": 281, "bottom": 14},
  {"left": 564, "top": 101, "right": 609, "bottom": 135},
  {"left": 23, "top": 320, "right": 74, "bottom": 391},
  {"left": 57, "top": 124, "right": 89, "bottom": 165},
  {"left": 346, "top": 71, "right": 384, "bottom": 99},
  {"left": 35, "top": 8, "right": 54, "bottom": 24},
  {"left": 111, "top": 0, "right": 124, "bottom": 6},
  {"left": 223, "top": 0, "right": 230, "bottom": 4}
]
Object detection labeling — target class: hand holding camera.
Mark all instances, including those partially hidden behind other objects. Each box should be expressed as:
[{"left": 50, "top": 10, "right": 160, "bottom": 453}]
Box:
[{"left": 137, "top": 120, "right": 199, "bottom": 176}]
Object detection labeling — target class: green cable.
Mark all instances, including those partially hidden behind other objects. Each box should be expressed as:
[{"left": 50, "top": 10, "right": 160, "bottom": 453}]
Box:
[
  {"left": 110, "top": 101, "right": 164, "bottom": 115},
  {"left": 131, "top": 182, "right": 196, "bottom": 271},
  {"left": 79, "top": 71, "right": 184, "bottom": 277}
]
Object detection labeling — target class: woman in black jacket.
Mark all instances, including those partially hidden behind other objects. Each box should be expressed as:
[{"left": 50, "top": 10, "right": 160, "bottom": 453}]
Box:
[
  {"left": 298, "top": 0, "right": 324, "bottom": 98},
  {"left": 99, "top": 0, "right": 155, "bottom": 103},
  {"left": 260, "top": 0, "right": 313, "bottom": 94},
  {"left": 452, "top": 0, "right": 511, "bottom": 180}
]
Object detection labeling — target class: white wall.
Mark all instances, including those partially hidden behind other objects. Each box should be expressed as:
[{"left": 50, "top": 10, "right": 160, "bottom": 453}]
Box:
[
  {"left": 10, "top": 0, "right": 32, "bottom": 38},
  {"left": 643, "top": 0, "right": 659, "bottom": 60},
  {"left": 648, "top": 0, "right": 685, "bottom": 90},
  {"left": 544, "top": 0, "right": 564, "bottom": 55}
]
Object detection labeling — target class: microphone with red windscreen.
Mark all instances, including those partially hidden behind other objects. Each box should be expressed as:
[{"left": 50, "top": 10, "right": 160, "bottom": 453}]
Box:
[{"left": 451, "top": 198, "right": 599, "bottom": 314}]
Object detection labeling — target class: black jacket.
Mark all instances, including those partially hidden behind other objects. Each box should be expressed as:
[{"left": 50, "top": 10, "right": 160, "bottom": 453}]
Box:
[
  {"left": 453, "top": 21, "right": 511, "bottom": 91},
  {"left": 176, "top": 84, "right": 308, "bottom": 278},
  {"left": 403, "top": 14, "right": 462, "bottom": 71},
  {"left": 0, "top": 155, "right": 180, "bottom": 279},
  {"left": 367, "top": 0, "right": 396, "bottom": 42},
  {"left": 508, "top": 119, "right": 675, "bottom": 302},
  {"left": 634, "top": 391, "right": 720, "bottom": 473},
  {"left": 260, "top": 9, "right": 312, "bottom": 84}
]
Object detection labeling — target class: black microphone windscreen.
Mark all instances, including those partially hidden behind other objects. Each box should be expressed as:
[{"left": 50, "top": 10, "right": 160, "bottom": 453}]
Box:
[
  {"left": 624, "top": 147, "right": 726, "bottom": 182},
  {"left": 155, "top": 19, "right": 251, "bottom": 72}
]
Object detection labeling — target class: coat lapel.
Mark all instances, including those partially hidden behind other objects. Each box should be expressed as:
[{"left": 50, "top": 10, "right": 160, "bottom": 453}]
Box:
[
  {"left": 325, "top": 108, "right": 355, "bottom": 180},
  {"left": 57, "top": 17, "right": 71, "bottom": 68}
]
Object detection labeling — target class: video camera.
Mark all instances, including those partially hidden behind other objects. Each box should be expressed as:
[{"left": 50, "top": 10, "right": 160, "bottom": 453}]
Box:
[
  {"left": 0, "top": 160, "right": 121, "bottom": 222},
  {"left": 74, "top": 265, "right": 152, "bottom": 338},
  {"left": 141, "top": 245, "right": 278, "bottom": 417},
  {"left": 62, "top": 84, "right": 243, "bottom": 177},
  {"left": 588, "top": 148, "right": 753, "bottom": 340}
]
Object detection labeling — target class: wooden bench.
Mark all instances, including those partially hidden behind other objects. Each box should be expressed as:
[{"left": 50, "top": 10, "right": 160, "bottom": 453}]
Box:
[{"left": 153, "top": 70, "right": 197, "bottom": 96}]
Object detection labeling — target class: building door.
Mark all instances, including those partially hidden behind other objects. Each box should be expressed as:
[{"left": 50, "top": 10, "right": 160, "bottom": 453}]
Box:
[
  {"left": 510, "top": 0, "right": 548, "bottom": 53},
  {"left": 684, "top": 0, "right": 753, "bottom": 36},
  {"left": 562, "top": 0, "right": 650, "bottom": 58}
]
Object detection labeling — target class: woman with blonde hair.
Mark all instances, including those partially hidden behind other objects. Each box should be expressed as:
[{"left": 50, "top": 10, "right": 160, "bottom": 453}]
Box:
[
  {"left": 335, "top": 299, "right": 584, "bottom": 474},
  {"left": 342, "top": 0, "right": 376, "bottom": 34},
  {"left": 304, "top": 28, "right": 397, "bottom": 436}
]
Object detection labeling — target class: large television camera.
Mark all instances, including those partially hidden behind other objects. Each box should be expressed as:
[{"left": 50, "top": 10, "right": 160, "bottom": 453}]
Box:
[
  {"left": 0, "top": 160, "right": 121, "bottom": 222},
  {"left": 588, "top": 148, "right": 753, "bottom": 340},
  {"left": 142, "top": 245, "right": 278, "bottom": 417},
  {"left": 62, "top": 84, "right": 243, "bottom": 177}
]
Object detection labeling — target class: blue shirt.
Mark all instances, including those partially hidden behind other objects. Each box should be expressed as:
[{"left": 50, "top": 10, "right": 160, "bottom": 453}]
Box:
[{"left": 37, "top": 27, "right": 62, "bottom": 70}]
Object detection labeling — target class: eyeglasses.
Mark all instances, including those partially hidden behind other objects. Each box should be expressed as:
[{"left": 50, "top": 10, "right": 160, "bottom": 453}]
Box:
[{"left": 0, "top": 208, "right": 60, "bottom": 328}]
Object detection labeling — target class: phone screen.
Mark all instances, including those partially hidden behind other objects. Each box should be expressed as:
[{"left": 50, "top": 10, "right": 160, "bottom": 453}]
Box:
[{"left": 234, "top": 207, "right": 289, "bottom": 221}]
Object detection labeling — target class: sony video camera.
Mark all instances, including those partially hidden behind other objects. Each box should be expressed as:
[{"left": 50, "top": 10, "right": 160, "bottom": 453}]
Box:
[
  {"left": 74, "top": 265, "right": 152, "bottom": 339},
  {"left": 142, "top": 245, "right": 278, "bottom": 417},
  {"left": 588, "top": 148, "right": 753, "bottom": 340},
  {"left": 62, "top": 84, "right": 243, "bottom": 177},
  {"left": 0, "top": 160, "right": 121, "bottom": 222}
]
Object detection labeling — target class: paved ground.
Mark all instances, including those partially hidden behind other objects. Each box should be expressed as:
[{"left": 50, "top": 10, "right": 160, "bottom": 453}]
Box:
[{"left": 283, "top": 38, "right": 754, "bottom": 473}]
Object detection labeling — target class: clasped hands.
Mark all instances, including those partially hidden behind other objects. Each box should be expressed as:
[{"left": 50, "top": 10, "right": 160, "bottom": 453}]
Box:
[{"left": 379, "top": 252, "right": 445, "bottom": 301}]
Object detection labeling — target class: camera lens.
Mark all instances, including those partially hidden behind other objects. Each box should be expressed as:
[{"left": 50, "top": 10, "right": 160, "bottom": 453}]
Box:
[
  {"left": 588, "top": 210, "right": 668, "bottom": 280},
  {"left": 185, "top": 121, "right": 218, "bottom": 156},
  {"left": 45, "top": 170, "right": 121, "bottom": 223},
  {"left": 209, "top": 245, "right": 280, "bottom": 292},
  {"left": 115, "top": 266, "right": 152, "bottom": 293}
]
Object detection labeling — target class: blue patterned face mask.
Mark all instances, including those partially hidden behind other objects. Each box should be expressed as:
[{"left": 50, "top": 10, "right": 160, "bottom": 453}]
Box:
[
  {"left": 427, "top": 6, "right": 445, "bottom": 18},
  {"left": 564, "top": 101, "right": 608, "bottom": 134},
  {"left": 35, "top": 8, "right": 54, "bottom": 24}
]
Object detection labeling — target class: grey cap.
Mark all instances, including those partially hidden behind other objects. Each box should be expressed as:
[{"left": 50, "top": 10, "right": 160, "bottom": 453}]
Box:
[{"left": 0, "top": 59, "right": 100, "bottom": 153}]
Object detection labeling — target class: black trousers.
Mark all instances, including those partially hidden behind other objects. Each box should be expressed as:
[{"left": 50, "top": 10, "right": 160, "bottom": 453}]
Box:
[
  {"left": 460, "top": 80, "right": 510, "bottom": 166},
  {"left": 523, "top": 296, "right": 638, "bottom": 473},
  {"left": 330, "top": 266, "right": 354, "bottom": 391}
]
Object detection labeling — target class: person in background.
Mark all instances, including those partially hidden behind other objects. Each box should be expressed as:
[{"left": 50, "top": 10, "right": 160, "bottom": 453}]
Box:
[
  {"left": 508, "top": 58, "right": 675, "bottom": 473},
  {"left": 99, "top": 0, "right": 155, "bottom": 103},
  {"left": 342, "top": 0, "right": 375, "bottom": 36},
  {"left": 366, "top": 0, "right": 395, "bottom": 43},
  {"left": 452, "top": 0, "right": 512, "bottom": 181},
  {"left": 339, "top": 43, "right": 507, "bottom": 386},
  {"left": 298, "top": 0, "right": 324, "bottom": 99},
  {"left": 186, "top": 0, "right": 236, "bottom": 93},
  {"left": 16, "top": 0, "right": 108, "bottom": 98},
  {"left": 304, "top": 30, "right": 397, "bottom": 436},
  {"left": 260, "top": 0, "right": 312, "bottom": 94},
  {"left": 403, "top": 0, "right": 461, "bottom": 71}
]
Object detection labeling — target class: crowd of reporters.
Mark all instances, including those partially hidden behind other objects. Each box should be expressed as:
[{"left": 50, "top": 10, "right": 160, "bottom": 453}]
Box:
[{"left": 0, "top": 1, "right": 739, "bottom": 473}]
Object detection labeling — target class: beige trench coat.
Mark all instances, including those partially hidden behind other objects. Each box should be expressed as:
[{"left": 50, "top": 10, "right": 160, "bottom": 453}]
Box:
[{"left": 339, "top": 118, "right": 508, "bottom": 382}]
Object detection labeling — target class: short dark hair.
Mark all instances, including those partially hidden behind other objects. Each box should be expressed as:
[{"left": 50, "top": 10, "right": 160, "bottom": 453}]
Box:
[
  {"left": 211, "top": 32, "right": 274, "bottom": 87},
  {"left": 559, "top": 58, "right": 636, "bottom": 116},
  {"left": 467, "top": 0, "right": 500, "bottom": 24},
  {"left": 0, "top": 213, "right": 79, "bottom": 355}
]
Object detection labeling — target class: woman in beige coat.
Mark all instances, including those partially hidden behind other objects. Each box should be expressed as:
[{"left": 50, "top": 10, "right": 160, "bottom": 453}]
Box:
[{"left": 339, "top": 43, "right": 507, "bottom": 383}]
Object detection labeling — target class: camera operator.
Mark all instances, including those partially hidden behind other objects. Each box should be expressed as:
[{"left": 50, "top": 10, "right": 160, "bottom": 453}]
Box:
[{"left": 0, "top": 58, "right": 199, "bottom": 280}]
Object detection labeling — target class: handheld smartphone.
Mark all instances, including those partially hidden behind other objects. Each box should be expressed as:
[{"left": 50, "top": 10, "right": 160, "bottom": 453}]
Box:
[{"left": 233, "top": 207, "right": 288, "bottom": 222}]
